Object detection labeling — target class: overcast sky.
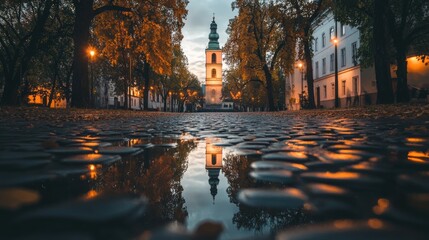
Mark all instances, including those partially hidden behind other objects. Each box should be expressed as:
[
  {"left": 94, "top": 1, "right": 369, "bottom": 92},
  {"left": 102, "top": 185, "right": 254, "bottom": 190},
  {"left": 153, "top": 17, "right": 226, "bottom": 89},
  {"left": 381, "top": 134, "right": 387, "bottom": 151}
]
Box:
[{"left": 182, "top": 0, "right": 237, "bottom": 84}]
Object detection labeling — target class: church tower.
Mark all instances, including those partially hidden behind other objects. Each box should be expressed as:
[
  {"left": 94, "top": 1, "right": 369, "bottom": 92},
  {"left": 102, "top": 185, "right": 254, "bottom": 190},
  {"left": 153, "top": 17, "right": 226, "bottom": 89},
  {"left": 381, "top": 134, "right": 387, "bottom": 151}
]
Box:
[{"left": 205, "top": 16, "right": 222, "bottom": 105}]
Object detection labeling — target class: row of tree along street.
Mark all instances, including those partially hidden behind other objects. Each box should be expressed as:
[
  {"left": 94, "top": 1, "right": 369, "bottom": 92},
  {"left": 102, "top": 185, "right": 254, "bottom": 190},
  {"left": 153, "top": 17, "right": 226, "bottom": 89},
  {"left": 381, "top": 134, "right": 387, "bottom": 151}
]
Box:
[
  {"left": 223, "top": 0, "right": 429, "bottom": 111},
  {"left": 0, "top": 0, "right": 202, "bottom": 110},
  {"left": 1, "top": 0, "right": 428, "bottom": 111}
]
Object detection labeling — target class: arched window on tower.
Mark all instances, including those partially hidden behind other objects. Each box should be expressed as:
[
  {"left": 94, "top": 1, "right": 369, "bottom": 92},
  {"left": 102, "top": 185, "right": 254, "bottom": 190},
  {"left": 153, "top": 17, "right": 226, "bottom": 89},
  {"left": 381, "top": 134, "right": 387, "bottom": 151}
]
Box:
[
  {"left": 212, "top": 53, "right": 216, "bottom": 63},
  {"left": 211, "top": 68, "right": 216, "bottom": 78}
]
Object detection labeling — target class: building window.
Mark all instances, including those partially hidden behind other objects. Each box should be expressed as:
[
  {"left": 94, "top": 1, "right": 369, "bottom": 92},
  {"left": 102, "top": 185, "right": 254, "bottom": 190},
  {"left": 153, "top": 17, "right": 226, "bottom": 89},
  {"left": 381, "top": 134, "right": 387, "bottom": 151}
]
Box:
[
  {"left": 323, "top": 85, "right": 327, "bottom": 98},
  {"left": 342, "top": 80, "right": 346, "bottom": 96},
  {"left": 341, "top": 48, "right": 346, "bottom": 67},
  {"left": 331, "top": 83, "right": 335, "bottom": 97},
  {"left": 211, "top": 89, "right": 216, "bottom": 96},
  {"left": 341, "top": 24, "right": 346, "bottom": 36},
  {"left": 330, "top": 53, "right": 334, "bottom": 72},
  {"left": 211, "top": 68, "right": 216, "bottom": 78},
  {"left": 322, "top": 58, "right": 326, "bottom": 75},
  {"left": 314, "top": 38, "right": 318, "bottom": 51},
  {"left": 322, "top": 33, "right": 326, "bottom": 47},
  {"left": 330, "top": 27, "right": 335, "bottom": 40},
  {"left": 352, "top": 42, "right": 358, "bottom": 65},
  {"left": 211, "top": 154, "right": 216, "bottom": 165},
  {"left": 315, "top": 61, "right": 319, "bottom": 78},
  {"left": 212, "top": 53, "right": 216, "bottom": 63},
  {"left": 353, "top": 76, "right": 359, "bottom": 95}
]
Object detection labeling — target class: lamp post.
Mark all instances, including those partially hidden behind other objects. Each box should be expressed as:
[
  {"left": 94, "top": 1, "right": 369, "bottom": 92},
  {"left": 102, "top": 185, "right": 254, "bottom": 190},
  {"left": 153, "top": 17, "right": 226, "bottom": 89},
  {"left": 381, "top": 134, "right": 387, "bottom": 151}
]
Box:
[
  {"left": 333, "top": 20, "right": 339, "bottom": 108},
  {"left": 298, "top": 62, "right": 304, "bottom": 109},
  {"left": 89, "top": 49, "right": 95, "bottom": 107},
  {"left": 129, "top": 53, "right": 132, "bottom": 110}
]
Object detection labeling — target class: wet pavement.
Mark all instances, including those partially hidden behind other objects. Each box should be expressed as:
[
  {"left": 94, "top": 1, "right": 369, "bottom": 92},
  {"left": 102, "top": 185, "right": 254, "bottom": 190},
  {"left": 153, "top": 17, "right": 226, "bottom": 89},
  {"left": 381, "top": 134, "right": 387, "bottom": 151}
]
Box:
[{"left": 1, "top": 110, "right": 429, "bottom": 239}]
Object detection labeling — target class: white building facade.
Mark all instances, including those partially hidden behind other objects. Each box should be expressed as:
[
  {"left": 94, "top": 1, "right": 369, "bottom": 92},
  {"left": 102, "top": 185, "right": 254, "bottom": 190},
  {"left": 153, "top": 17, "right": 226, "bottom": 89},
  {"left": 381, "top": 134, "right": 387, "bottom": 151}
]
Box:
[
  {"left": 311, "top": 13, "right": 377, "bottom": 108},
  {"left": 286, "top": 12, "right": 378, "bottom": 109}
]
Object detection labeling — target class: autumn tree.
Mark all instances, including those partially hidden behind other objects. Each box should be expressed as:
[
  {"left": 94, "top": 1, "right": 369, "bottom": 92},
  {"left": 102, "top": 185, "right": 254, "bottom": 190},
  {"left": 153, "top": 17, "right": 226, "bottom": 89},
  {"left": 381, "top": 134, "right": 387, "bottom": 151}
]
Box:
[
  {"left": 93, "top": 0, "right": 187, "bottom": 110},
  {"left": 0, "top": 0, "right": 56, "bottom": 106},
  {"left": 70, "top": 0, "right": 133, "bottom": 108},
  {"left": 154, "top": 45, "right": 189, "bottom": 112},
  {"left": 289, "top": 0, "right": 326, "bottom": 109},
  {"left": 175, "top": 72, "right": 201, "bottom": 112},
  {"left": 225, "top": 0, "right": 296, "bottom": 111}
]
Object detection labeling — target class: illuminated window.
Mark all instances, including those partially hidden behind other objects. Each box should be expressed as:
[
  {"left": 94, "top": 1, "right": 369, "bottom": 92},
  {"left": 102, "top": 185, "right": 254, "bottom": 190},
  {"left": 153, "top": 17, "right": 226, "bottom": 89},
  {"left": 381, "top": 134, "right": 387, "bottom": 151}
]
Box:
[
  {"left": 211, "top": 68, "right": 216, "bottom": 78},
  {"left": 212, "top": 53, "right": 216, "bottom": 63}
]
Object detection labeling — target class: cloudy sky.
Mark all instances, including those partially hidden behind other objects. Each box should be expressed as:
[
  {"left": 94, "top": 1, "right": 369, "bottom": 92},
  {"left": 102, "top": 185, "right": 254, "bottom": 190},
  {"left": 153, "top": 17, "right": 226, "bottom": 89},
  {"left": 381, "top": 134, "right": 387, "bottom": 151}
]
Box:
[{"left": 182, "top": 0, "right": 237, "bottom": 84}]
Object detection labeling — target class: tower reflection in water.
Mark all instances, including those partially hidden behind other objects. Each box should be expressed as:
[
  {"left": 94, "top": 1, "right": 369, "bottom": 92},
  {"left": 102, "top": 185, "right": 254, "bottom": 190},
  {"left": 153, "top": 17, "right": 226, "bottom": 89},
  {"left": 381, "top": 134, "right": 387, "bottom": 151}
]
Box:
[{"left": 205, "top": 138, "right": 223, "bottom": 204}]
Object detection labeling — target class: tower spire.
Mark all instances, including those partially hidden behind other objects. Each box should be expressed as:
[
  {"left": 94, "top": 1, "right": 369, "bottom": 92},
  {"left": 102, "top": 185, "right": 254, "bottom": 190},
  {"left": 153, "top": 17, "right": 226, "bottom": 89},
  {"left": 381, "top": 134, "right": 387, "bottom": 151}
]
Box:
[{"left": 207, "top": 15, "right": 220, "bottom": 50}]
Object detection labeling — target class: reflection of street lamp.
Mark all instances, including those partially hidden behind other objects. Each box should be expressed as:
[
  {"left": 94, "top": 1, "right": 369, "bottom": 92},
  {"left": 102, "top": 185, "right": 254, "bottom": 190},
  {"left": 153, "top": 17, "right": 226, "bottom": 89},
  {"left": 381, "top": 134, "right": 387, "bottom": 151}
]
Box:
[
  {"left": 88, "top": 48, "right": 96, "bottom": 107},
  {"left": 332, "top": 20, "right": 339, "bottom": 108}
]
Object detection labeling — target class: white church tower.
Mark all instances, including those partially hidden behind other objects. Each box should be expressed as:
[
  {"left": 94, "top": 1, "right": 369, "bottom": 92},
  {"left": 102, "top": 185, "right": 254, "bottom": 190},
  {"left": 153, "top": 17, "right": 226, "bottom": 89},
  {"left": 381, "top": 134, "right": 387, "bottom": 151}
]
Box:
[{"left": 205, "top": 16, "right": 222, "bottom": 106}]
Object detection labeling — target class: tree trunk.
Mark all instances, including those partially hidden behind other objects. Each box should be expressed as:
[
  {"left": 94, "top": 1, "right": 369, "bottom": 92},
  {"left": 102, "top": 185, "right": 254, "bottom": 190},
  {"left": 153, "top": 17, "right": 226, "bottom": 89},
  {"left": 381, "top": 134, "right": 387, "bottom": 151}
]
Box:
[
  {"left": 124, "top": 78, "right": 128, "bottom": 109},
  {"left": 71, "top": 0, "right": 93, "bottom": 108},
  {"left": 262, "top": 64, "right": 276, "bottom": 111},
  {"left": 373, "top": 0, "right": 394, "bottom": 104},
  {"left": 48, "top": 74, "right": 57, "bottom": 108},
  {"left": 143, "top": 62, "right": 150, "bottom": 110},
  {"left": 395, "top": 48, "right": 409, "bottom": 102},
  {"left": 163, "top": 96, "right": 167, "bottom": 112},
  {"left": 304, "top": 34, "right": 316, "bottom": 109},
  {"left": 1, "top": 74, "right": 21, "bottom": 106}
]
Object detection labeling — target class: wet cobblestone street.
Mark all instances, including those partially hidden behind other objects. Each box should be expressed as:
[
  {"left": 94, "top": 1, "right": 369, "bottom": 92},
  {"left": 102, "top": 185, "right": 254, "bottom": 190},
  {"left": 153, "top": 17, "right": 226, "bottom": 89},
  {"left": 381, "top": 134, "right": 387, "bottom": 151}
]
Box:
[{"left": 1, "top": 107, "right": 429, "bottom": 239}]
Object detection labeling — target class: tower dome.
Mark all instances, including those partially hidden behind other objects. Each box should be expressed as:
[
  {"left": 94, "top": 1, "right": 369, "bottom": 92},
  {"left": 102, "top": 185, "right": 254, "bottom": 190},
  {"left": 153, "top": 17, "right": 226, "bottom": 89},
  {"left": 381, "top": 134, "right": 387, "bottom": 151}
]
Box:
[{"left": 208, "top": 16, "right": 220, "bottom": 50}]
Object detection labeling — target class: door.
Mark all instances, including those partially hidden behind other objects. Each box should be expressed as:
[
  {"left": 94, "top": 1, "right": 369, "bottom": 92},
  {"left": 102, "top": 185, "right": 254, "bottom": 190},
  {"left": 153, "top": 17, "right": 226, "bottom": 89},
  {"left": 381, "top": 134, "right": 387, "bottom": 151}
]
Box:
[{"left": 316, "top": 87, "right": 321, "bottom": 108}]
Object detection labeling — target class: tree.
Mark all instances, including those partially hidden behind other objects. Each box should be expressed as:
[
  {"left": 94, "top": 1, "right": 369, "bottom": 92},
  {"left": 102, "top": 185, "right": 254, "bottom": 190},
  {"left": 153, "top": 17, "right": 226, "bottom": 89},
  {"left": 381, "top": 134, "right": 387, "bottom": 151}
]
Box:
[
  {"left": 154, "top": 45, "right": 189, "bottom": 112},
  {"left": 0, "top": 0, "right": 56, "bottom": 106},
  {"left": 290, "top": 0, "right": 326, "bottom": 109},
  {"left": 333, "top": 0, "right": 409, "bottom": 104},
  {"left": 385, "top": 0, "right": 429, "bottom": 102},
  {"left": 225, "top": 0, "right": 296, "bottom": 111},
  {"left": 70, "top": 0, "right": 132, "bottom": 108},
  {"left": 92, "top": 0, "right": 188, "bottom": 110}
]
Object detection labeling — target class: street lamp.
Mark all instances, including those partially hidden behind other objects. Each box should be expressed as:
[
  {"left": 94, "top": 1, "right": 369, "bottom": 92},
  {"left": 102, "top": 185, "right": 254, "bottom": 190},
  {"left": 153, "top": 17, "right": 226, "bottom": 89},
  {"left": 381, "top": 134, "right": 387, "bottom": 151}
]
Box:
[
  {"left": 297, "top": 62, "right": 304, "bottom": 109},
  {"left": 333, "top": 20, "right": 339, "bottom": 108},
  {"left": 88, "top": 48, "right": 96, "bottom": 107}
]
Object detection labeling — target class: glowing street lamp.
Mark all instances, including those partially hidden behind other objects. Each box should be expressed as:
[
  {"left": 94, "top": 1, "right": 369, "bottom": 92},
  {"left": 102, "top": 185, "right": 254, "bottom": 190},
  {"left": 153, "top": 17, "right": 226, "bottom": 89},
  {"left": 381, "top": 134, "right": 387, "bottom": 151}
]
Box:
[
  {"left": 332, "top": 19, "right": 339, "bottom": 108},
  {"left": 332, "top": 37, "right": 339, "bottom": 108},
  {"left": 297, "top": 62, "right": 305, "bottom": 109},
  {"left": 88, "top": 48, "right": 96, "bottom": 107}
]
